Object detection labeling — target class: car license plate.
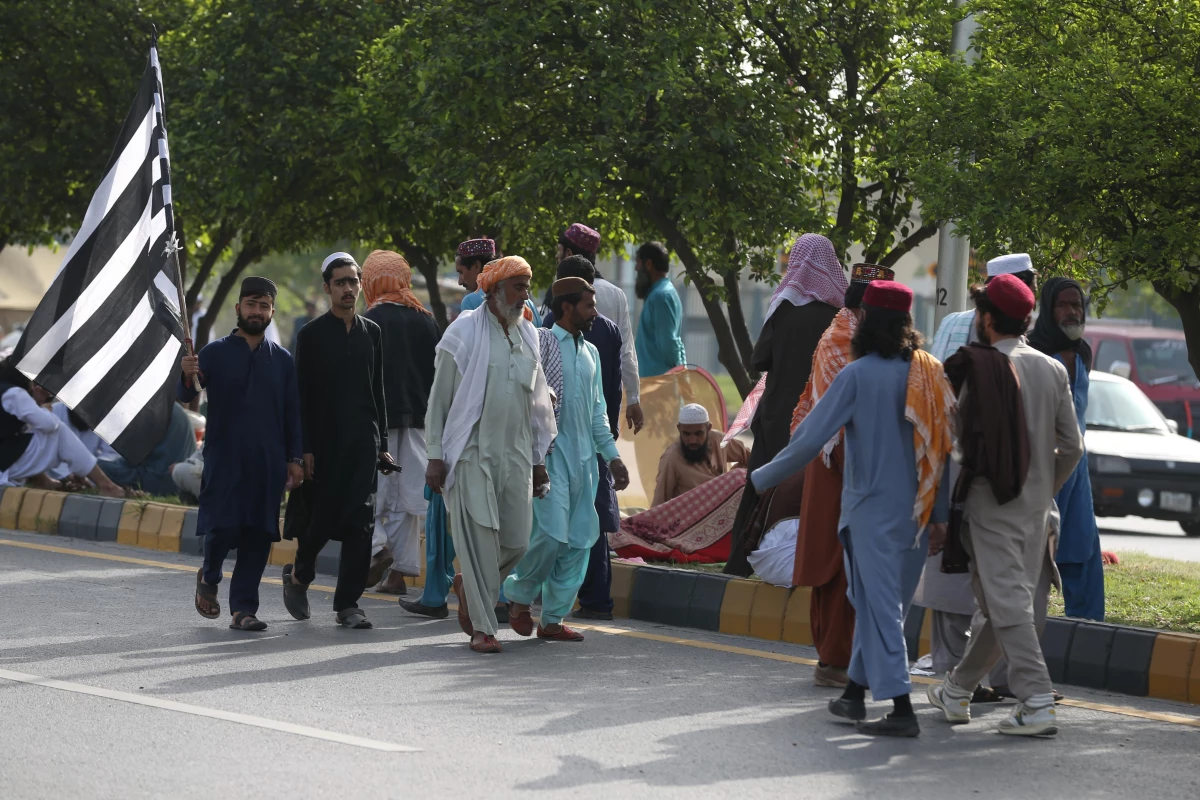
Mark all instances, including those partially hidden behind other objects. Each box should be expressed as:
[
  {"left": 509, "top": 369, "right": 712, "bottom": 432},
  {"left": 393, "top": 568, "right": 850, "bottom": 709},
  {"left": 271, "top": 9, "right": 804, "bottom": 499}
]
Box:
[{"left": 1160, "top": 491, "right": 1193, "bottom": 513}]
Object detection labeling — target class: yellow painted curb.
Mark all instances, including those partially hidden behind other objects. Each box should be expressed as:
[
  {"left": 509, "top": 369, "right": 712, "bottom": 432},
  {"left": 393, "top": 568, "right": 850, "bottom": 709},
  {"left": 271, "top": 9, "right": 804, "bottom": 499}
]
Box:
[
  {"left": 610, "top": 561, "right": 636, "bottom": 619},
  {"left": 718, "top": 578, "right": 758, "bottom": 636},
  {"left": 158, "top": 506, "right": 187, "bottom": 552},
  {"left": 1148, "top": 633, "right": 1198, "bottom": 704},
  {"left": 36, "top": 491, "right": 67, "bottom": 534},
  {"left": 748, "top": 584, "right": 791, "bottom": 641},
  {"left": 0, "top": 487, "right": 26, "bottom": 529},
  {"left": 17, "top": 489, "right": 48, "bottom": 532},
  {"left": 137, "top": 504, "right": 166, "bottom": 550},
  {"left": 269, "top": 538, "right": 297, "bottom": 567},
  {"left": 116, "top": 502, "right": 143, "bottom": 546},
  {"left": 782, "top": 586, "right": 814, "bottom": 646}
]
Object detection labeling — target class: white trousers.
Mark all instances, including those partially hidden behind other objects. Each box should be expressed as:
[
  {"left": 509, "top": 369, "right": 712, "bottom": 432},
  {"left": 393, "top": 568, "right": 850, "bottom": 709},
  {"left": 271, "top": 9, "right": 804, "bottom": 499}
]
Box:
[
  {"left": 371, "top": 428, "right": 427, "bottom": 575},
  {"left": 0, "top": 426, "right": 98, "bottom": 487}
]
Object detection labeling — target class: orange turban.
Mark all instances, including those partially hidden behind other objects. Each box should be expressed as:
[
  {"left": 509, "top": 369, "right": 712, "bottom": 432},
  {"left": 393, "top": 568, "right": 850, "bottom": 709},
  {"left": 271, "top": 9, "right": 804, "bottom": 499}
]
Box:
[
  {"left": 476, "top": 256, "right": 535, "bottom": 321},
  {"left": 362, "top": 250, "right": 432, "bottom": 316}
]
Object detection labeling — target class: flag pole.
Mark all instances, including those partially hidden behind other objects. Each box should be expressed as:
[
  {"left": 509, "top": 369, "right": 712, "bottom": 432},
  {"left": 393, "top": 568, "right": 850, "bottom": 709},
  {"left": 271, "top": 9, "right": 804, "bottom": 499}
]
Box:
[{"left": 151, "top": 26, "right": 197, "bottom": 391}]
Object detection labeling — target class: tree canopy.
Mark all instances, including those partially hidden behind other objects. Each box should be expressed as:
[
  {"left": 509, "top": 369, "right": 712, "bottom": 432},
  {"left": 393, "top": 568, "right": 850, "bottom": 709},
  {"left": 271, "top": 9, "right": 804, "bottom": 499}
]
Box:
[{"left": 897, "top": 0, "right": 1200, "bottom": 373}]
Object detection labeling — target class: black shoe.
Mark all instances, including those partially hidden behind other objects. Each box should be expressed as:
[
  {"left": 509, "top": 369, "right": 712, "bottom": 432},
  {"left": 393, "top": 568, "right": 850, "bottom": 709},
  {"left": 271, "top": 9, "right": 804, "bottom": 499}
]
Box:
[
  {"left": 282, "top": 564, "right": 311, "bottom": 620},
  {"left": 572, "top": 608, "right": 614, "bottom": 621},
  {"left": 399, "top": 599, "right": 450, "bottom": 619},
  {"left": 495, "top": 604, "right": 510, "bottom": 624},
  {"left": 827, "top": 697, "right": 867, "bottom": 722},
  {"left": 856, "top": 714, "right": 920, "bottom": 738}
]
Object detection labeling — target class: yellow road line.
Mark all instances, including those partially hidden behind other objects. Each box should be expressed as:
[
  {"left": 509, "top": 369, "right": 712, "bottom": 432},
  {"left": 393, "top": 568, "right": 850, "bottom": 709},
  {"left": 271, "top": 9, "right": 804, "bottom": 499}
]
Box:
[
  {"left": 5, "top": 536, "right": 1200, "bottom": 729},
  {"left": 0, "top": 667, "right": 417, "bottom": 752}
]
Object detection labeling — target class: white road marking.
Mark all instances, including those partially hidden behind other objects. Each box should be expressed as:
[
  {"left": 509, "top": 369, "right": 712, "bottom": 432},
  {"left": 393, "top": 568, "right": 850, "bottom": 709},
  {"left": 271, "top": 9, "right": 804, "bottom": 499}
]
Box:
[{"left": 0, "top": 668, "right": 419, "bottom": 753}]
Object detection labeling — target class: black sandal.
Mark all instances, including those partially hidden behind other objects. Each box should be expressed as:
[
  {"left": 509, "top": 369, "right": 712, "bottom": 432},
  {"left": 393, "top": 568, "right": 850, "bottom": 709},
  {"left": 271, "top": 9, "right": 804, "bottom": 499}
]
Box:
[
  {"left": 282, "top": 564, "right": 311, "bottom": 620},
  {"left": 971, "top": 686, "right": 1005, "bottom": 704},
  {"left": 195, "top": 569, "right": 220, "bottom": 619},
  {"left": 229, "top": 612, "right": 267, "bottom": 631},
  {"left": 336, "top": 608, "right": 372, "bottom": 629}
]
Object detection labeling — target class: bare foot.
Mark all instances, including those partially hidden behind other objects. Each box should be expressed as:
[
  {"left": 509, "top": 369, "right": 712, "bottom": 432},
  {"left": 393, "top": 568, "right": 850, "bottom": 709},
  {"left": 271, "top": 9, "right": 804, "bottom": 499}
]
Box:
[{"left": 25, "top": 473, "right": 63, "bottom": 491}]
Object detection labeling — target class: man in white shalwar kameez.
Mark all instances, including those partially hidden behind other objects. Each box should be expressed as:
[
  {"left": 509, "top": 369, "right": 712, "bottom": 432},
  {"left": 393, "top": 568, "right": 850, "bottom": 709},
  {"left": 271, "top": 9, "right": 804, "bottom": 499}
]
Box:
[{"left": 425, "top": 257, "right": 556, "bottom": 654}]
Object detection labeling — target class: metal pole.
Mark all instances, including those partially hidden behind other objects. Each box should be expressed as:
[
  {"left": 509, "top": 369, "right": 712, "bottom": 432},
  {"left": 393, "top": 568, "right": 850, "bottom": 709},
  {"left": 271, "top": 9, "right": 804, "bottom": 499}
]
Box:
[{"left": 933, "top": 5, "right": 980, "bottom": 326}]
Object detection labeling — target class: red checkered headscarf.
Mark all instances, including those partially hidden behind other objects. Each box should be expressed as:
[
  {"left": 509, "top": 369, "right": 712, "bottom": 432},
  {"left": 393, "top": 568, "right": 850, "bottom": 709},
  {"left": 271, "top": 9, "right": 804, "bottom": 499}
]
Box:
[{"left": 765, "top": 233, "right": 847, "bottom": 321}]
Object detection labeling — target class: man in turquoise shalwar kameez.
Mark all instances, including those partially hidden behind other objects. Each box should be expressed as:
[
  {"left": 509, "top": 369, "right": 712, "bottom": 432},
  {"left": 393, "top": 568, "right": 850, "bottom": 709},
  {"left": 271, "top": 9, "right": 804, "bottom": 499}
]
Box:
[{"left": 506, "top": 278, "right": 630, "bottom": 641}]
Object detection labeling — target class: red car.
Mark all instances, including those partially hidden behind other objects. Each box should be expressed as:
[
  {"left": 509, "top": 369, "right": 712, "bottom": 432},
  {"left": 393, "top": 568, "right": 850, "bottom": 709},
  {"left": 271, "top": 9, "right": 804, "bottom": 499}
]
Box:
[{"left": 1086, "top": 325, "right": 1199, "bottom": 438}]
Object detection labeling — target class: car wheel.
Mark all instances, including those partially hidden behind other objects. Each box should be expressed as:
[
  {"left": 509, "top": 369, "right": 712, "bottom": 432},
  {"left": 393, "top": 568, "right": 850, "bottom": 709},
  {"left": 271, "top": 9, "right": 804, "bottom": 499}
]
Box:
[{"left": 1183, "top": 521, "right": 1200, "bottom": 538}]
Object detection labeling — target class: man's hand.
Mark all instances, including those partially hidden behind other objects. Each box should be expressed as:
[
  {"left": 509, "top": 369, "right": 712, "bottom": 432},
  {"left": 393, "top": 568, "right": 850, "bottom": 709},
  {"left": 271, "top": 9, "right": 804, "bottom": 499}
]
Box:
[
  {"left": 426, "top": 458, "right": 447, "bottom": 495},
  {"left": 303, "top": 453, "right": 315, "bottom": 481},
  {"left": 928, "top": 522, "right": 948, "bottom": 556},
  {"left": 532, "top": 465, "right": 550, "bottom": 498},
  {"left": 609, "top": 458, "right": 630, "bottom": 491},
  {"left": 626, "top": 403, "right": 644, "bottom": 435},
  {"left": 379, "top": 451, "right": 398, "bottom": 474},
  {"left": 181, "top": 355, "right": 202, "bottom": 385},
  {"left": 286, "top": 462, "right": 304, "bottom": 490}
]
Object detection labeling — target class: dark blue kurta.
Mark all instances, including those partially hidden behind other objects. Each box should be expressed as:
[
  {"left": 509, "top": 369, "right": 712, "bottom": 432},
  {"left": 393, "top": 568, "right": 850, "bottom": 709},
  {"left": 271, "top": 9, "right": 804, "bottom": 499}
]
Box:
[{"left": 179, "top": 331, "right": 302, "bottom": 540}]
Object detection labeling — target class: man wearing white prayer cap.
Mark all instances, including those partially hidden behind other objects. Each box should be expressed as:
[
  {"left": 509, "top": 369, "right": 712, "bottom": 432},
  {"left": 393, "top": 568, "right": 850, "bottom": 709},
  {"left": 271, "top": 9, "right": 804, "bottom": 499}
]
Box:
[{"left": 651, "top": 402, "right": 749, "bottom": 506}]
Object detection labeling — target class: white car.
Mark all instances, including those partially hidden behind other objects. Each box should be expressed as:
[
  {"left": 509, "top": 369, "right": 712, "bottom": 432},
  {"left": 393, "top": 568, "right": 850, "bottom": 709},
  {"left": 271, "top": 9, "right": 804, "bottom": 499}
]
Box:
[{"left": 1087, "top": 370, "right": 1200, "bottom": 536}]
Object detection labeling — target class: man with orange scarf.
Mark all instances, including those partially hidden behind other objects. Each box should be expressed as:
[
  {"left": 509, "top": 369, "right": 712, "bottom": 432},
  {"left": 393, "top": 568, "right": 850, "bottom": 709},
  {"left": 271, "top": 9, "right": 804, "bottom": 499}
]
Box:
[
  {"left": 786, "top": 263, "right": 891, "bottom": 688},
  {"left": 754, "top": 280, "right": 954, "bottom": 737},
  {"left": 425, "top": 256, "right": 556, "bottom": 653},
  {"left": 360, "top": 250, "right": 441, "bottom": 595}
]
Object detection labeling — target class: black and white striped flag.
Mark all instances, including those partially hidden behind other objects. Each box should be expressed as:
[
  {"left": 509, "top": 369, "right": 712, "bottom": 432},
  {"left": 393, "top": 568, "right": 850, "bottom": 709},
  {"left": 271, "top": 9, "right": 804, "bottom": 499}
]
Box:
[{"left": 11, "top": 44, "right": 186, "bottom": 464}]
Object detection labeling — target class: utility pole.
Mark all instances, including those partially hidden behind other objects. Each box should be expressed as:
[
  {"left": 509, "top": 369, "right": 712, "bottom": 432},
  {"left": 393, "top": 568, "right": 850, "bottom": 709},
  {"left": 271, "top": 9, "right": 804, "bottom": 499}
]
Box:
[{"left": 933, "top": 4, "right": 980, "bottom": 326}]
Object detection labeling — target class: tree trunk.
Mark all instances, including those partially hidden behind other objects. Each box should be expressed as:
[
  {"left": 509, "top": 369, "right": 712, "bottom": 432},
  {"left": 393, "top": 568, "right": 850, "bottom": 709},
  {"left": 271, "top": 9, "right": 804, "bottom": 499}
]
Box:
[
  {"left": 185, "top": 224, "right": 236, "bottom": 313},
  {"left": 640, "top": 203, "right": 754, "bottom": 397},
  {"left": 720, "top": 234, "right": 758, "bottom": 383},
  {"left": 194, "top": 237, "right": 266, "bottom": 348},
  {"left": 1155, "top": 279, "right": 1200, "bottom": 380},
  {"left": 392, "top": 232, "right": 449, "bottom": 330}
]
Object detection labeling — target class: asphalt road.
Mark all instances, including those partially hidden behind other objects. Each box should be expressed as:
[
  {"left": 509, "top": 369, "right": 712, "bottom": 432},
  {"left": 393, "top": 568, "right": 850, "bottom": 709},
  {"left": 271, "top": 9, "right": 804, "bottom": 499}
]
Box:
[
  {"left": 1099, "top": 516, "right": 1200, "bottom": 562},
  {"left": 2, "top": 529, "right": 1199, "bottom": 800}
]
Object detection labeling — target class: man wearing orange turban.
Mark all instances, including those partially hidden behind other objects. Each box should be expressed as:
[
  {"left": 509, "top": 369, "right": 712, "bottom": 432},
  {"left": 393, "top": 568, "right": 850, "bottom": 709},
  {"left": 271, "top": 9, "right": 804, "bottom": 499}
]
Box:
[
  {"left": 425, "top": 255, "right": 557, "bottom": 653},
  {"left": 360, "top": 251, "right": 440, "bottom": 595}
]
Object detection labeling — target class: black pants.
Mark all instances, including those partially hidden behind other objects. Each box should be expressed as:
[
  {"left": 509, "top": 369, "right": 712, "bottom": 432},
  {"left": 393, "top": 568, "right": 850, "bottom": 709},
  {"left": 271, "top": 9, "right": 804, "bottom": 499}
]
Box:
[
  {"left": 576, "top": 532, "right": 613, "bottom": 613},
  {"left": 294, "top": 527, "right": 371, "bottom": 613},
  {"left": 202, "top": 527, "right": 274, "bottom": 616}
]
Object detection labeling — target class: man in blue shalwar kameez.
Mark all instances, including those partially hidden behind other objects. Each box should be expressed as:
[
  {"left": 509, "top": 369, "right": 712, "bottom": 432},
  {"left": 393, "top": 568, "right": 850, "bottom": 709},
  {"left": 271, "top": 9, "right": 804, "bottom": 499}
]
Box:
[
  {"left": 752, "top": 281, "right": 954, "bottom": 737},
  {"left": 183, "top": 277, "right": 303, "bottom": 631},
  {"left": 506, "top": 278, "right": 630, "bottom": 641},
  {"left": 1028, "top": 278, "right": 1103, "bottom": 620}
]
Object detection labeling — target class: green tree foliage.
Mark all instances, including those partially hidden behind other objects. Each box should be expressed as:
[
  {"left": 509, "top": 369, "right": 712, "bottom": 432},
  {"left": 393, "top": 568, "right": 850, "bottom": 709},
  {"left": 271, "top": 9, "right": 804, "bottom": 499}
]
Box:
[
  {"left": 897, "top": 0, "right": 1200, "bottom": 374},
  {"left": 0, "top": 0, "right": 181, "bottom": 249}
]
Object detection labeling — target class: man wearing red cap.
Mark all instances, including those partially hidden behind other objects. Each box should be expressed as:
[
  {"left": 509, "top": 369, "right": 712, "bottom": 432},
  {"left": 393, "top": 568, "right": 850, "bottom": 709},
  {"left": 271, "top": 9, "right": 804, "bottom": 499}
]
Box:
[
  {"left": 752, "top": 280, "right": 955, "bottom": 737},
  {"left": 928, "top": 274, "right": 1082, "bottom": 738}
]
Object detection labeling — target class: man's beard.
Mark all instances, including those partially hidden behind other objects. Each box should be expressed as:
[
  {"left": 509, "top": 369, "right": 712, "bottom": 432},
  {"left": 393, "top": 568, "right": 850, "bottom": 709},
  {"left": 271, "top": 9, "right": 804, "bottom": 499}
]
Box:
[
  {"left": 1060, "top": 321, "right": 1085, "bottom": 341},
  {"left": 635, "top": 270, "right": 654, "bottom": 300},
  {"left": 499, "top": 296, "right": 525, "bottom": 323},
  {"left": 681, "top": 440, "right": 710, "bottom": 464},
  {"left": 237, "top": 312, "right": 269, "bottom": 336},
  {"left": 974, "top": 313, "right": 990, "bottom": 345}
]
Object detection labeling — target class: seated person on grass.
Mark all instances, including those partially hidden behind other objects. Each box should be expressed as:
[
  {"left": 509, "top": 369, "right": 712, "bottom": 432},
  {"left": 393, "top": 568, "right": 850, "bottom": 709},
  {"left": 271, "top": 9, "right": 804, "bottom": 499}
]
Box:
[
  {"left": 97, "top": 401, "right": 196, "bottom": 496},
  {"left": 652, "top": 403, "right": 749, "bottom": 506}
]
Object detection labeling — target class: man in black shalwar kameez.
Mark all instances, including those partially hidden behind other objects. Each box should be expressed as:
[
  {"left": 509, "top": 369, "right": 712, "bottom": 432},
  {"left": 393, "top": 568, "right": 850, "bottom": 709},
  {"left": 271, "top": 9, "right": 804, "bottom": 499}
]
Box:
[{"left": 284, "top": 252, "right": 394, "bottom": 628}]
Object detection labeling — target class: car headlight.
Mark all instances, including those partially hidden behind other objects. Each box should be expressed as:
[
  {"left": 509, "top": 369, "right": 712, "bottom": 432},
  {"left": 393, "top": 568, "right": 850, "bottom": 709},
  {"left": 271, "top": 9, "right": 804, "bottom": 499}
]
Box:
[{"left": 1094, "top": 455, "right": 1131, "bottom": 474}]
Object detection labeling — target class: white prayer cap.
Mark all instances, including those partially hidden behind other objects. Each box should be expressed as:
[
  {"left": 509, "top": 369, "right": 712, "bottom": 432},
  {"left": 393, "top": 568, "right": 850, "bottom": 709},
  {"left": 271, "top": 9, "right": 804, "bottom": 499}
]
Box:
[
  {"left": 321, "top": 251, "right": 358, "bottom": 272},
  {"left": 678, "top": 403, "right": 710, "bottom": 425},
  {"left": 986, "top": 253, "right": 1035, "bottom": 277}
]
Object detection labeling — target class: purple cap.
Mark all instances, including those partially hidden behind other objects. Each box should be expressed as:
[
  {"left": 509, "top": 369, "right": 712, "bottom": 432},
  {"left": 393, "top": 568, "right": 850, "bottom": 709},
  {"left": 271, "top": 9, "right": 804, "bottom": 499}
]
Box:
[
  {"left": 457, "top": 238, "right": 496, "bottom": 259},
  {"left": 563, "top": 223, "right": 600, "bottom": 254}
]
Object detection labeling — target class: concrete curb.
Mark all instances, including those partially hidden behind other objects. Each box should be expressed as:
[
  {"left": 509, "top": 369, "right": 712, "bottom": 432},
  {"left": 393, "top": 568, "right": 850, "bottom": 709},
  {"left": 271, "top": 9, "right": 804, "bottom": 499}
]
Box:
[{"left": 4, "top": 486, "right": 1199, "bottom": 706}]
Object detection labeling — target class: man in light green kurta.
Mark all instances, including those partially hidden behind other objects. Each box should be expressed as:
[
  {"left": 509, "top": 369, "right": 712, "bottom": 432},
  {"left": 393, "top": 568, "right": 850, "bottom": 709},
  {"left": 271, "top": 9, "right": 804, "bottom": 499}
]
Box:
[
  {"left": 425, "top": 257, "right": 556, "bottom": 653},
  {"left": 504, "top": 278, "right": 630, "bottom": 641}
]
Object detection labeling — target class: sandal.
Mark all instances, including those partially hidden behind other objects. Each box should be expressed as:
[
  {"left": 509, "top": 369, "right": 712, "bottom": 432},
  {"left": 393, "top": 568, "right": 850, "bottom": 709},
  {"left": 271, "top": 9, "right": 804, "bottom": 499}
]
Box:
[
  {"left": 537, "top": 624, "right": 585, "bottom": 642},
  {"left": 281, "top": 564, "right": 311, "bottom": 620},
  {"left": 469, "top": 634, "right": 502, "bottom": 654},
  {"left": 452, "top": 573, "right": 474, "bottom": 636},
  {"left": 508, "top": 603, "right": 535, "bottom": 637},
  {"left": 195, "top": 569, "right": 220, "bottom": 619},
  {"left": 229, "top": 612, "right": 267, "bottom": 631},
  {"left": 971, "top": 686, "right": 1005, "bottom": 704},
  {"left": 337, "top": 608, "right": 373, "bottom": 629}
]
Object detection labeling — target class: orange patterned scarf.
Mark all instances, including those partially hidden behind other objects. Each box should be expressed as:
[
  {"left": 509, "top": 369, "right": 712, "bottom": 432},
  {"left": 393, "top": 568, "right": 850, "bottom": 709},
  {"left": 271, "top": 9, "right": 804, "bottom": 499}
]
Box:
[
  {"left": 790, "top": 309, "right": 857, "bottom": 461},
  {"left": 362, "top": 250, "right": 432, "bottom": 316},
  {"left": 906, "top": 349, "right": 956, "bottom": 528}
]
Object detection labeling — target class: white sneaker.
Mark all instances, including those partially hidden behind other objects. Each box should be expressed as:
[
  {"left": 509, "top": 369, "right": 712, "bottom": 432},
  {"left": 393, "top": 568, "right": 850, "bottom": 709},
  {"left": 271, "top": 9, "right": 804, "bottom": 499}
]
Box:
[
  {"left": 927, "top": 680, "right": 972, "bottom": 724},
  {"left": 998, "top": 702, "right": 1058, "bottom": 736}
]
